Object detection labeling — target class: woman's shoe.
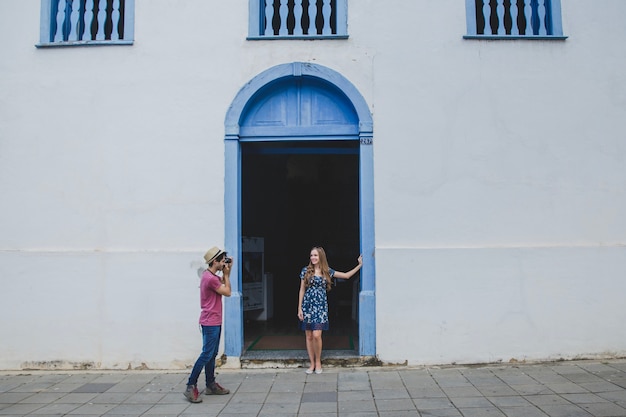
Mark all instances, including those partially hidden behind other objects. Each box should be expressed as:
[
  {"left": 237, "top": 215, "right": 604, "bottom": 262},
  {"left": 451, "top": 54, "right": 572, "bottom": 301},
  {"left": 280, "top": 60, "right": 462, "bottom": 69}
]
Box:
[
  {"left": 305, "top": 368, "right": 314, "bottom": 374},
  {"left": 315, "top": 369, "right": 323, "bottom": 374}
]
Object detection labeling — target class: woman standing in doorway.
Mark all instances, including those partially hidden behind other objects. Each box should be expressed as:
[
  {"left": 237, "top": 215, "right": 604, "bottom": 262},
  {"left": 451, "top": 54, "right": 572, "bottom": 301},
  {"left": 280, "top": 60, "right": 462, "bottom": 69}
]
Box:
[{"left": 297, "top": 247, "right": 363, "bottom": 374}]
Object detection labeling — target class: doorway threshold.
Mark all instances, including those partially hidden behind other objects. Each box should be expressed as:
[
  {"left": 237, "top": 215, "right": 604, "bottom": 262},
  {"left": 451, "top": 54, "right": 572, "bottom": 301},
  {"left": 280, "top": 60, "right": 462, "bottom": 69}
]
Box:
[{"left": 240, "top": 349, "right": 362, "bottom": 369}]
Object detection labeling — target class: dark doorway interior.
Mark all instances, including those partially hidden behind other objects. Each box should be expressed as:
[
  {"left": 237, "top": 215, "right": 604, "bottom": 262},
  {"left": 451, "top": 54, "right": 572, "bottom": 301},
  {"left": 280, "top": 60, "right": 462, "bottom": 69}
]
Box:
[{"left": 241, "top": 140, "right": 360, "bottom": 352}]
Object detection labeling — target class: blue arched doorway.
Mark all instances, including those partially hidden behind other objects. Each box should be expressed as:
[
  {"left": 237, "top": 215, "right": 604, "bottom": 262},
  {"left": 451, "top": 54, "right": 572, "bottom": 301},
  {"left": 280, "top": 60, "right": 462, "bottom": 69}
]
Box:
[{"left": 223, "top": 62, "right": 375, "bottom": 359}]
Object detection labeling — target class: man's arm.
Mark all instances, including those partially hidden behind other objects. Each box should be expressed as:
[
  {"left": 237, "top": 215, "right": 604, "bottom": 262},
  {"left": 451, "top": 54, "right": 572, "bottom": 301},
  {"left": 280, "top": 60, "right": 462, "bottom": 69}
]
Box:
[{"left": 215, "top": 263, "right": 232, "bottom": 297}]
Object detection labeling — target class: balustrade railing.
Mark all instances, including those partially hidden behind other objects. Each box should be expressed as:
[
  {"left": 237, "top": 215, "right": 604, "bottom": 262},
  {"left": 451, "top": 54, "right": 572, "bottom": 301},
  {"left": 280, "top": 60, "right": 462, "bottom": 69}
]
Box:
[
  {"left": 249, "top": 0, "right": 348, "bottom": 39},
  {"left": 465, "top": 0, "right": 565, "bottom": 38},
  {"left": 39, "top": 0, "right": 134, "bottom": 46}
]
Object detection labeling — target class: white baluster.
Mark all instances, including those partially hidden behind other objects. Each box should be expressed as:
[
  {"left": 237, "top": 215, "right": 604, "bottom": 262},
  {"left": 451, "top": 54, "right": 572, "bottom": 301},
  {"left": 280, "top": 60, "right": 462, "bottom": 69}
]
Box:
[
  {"left": 523, "top": 0, "right": 533, "bottom": 35},
  {"left": 55, "top": 0, "right": 67, "bottom": 42},
  {"left": 69, "top": 0, "right": 80, "bottom": 41},
  {"left": 264, "top": 0, "right": 274, "bottom": 36},
  {"left": 111, "top": 0, "right": 120, "bottom": 40},
  {"left": 293, "top": 0, "right": 303, "bottom": 36},
  {"left": 496, "top": 0, "right": 505, "bottom": 35},
  {"left": 537, "top": 0, "right": 547, "bottom": 35},
  {"left": 482, "top": 0, "right": 491, "bottom": 35},
  {"left": 321, "top": 0, "right": 331, "bottom": 35},
  {"left": 84, "top": 0, "right": 94, "bottom": 40},
  {"left": 96, "top": 0, "right": 107, "bottom": 40},
  {"left": 308, "top": 0, "right": 317, "bottom": 35},
  {"left": 510, "top": 0, "right": 519, "bottom": 35},
  {"left": 279, "top": 0, "right": 288, "bottom": 36}
]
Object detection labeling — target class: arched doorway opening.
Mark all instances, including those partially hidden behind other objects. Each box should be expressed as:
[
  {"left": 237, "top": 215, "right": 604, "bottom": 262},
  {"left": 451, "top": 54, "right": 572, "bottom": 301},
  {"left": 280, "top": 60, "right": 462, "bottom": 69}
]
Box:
[{"left": 223, "top": 62, "right": 375, "bottom": 359}]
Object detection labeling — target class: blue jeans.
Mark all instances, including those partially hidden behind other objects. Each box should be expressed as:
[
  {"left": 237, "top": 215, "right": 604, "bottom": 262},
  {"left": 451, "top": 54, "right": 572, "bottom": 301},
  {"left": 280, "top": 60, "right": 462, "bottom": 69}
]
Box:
[{"left": 187, "top": 325, "right": 221, "bottom": 387}]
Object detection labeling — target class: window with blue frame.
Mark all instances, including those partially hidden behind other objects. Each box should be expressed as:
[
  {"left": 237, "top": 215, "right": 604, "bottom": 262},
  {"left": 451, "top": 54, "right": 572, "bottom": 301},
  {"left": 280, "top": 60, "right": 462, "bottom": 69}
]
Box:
[
  {"left": 38, "top": 0, "right": 134, "bottom": 47},
  {"left": 465, "top": 0, "right": 566, "bottom": 39},
  {"left": 248, "top": 0, "right": 348, "bottom": 40}
]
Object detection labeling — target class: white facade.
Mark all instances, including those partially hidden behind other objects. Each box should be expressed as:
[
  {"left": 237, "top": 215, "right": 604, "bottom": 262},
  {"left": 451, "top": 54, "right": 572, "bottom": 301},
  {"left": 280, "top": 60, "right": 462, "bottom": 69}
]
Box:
[{"left": 1, "top": 0, "right": 625, "bottom": 370}]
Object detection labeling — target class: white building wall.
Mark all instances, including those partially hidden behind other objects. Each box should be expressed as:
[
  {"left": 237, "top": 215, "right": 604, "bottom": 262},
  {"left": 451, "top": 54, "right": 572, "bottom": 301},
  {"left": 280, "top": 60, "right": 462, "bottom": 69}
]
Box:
[
  {"left": 372, "top": 1, "right": 626, "bottom": 364},
  {"left": 0, "top": 0, "right": 625, "bottom": 369}
]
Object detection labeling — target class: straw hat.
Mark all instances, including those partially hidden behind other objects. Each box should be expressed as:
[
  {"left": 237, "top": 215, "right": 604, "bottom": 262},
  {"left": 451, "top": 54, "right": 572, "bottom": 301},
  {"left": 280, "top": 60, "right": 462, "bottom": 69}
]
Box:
[{"left": 204, "top": 246, "right": 225, "bottom": 264}]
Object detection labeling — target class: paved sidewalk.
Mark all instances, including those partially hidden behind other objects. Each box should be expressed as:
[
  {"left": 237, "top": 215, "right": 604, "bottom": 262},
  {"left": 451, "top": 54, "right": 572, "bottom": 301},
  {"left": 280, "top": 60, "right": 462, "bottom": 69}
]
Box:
[{"left": 1, "top": 360, "right": 626, "bottom": 416}]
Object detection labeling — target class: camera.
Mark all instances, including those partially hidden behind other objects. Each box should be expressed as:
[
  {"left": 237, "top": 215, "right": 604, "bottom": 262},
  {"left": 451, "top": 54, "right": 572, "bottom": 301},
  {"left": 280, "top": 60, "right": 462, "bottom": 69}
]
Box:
[{"left": 224, "top": 257, "right": 232, "bottom": 264}]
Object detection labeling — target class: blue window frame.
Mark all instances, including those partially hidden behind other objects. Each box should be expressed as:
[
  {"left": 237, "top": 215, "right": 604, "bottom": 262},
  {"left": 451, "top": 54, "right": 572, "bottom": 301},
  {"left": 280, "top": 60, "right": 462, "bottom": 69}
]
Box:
[
  {"left": 465, "top": 0, "right": 566, "bottom": 40},
  {"left": 248, "top": 0, "right": 348, "bottom": 40},
  {"left": 38, "top": 0, "right": 135, "bottom": 47}
]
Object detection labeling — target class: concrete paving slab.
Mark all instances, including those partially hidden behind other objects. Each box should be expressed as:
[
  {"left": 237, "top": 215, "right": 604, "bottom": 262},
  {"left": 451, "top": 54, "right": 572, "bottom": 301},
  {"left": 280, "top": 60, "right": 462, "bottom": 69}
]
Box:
[{"left": 0, "top": 359, "right": 624, "bottom": 416}]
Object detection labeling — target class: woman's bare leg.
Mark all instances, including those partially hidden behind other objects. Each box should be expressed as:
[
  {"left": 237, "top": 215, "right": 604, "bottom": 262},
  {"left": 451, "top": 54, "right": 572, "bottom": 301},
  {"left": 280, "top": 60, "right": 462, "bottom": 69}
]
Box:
[
  {"left": 304, "top": 330, "right": 315, "bottom": 371},
  {"left": 312, "top": 330, "right": 323, "bottom": 370}
]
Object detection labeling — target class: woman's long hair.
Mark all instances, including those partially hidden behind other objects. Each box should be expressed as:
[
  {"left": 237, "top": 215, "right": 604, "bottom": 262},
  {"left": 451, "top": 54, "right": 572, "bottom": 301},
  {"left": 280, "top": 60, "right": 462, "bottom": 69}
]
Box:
[{"left": 303, "top": 247, "right": 333, "bottom": 291}]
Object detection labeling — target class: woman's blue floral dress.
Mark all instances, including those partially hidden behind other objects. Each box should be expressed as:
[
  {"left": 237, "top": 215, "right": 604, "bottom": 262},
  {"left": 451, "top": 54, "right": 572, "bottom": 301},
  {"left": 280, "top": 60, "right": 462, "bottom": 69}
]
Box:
[{"left": 299, "top": 266, "right": 335, "bottom": 331}]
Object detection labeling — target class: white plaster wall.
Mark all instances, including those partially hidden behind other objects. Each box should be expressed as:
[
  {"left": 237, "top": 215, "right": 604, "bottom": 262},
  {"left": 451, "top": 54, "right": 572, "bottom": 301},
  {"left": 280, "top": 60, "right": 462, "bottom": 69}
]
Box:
[
  {"left": 1, "top": 0, "right": 625, "bottom": 368},
  {"left": 371, "top": 1, "right": 626, "bottom": 364},
  {"left": 0, "top": 0, "right": 243, "bottom": 369},
  {"left": 375, "top": 247, "right": 626, "bottom": 365},
  {"left": 1, "top": 251, "right": 203, "bottom": 369}
]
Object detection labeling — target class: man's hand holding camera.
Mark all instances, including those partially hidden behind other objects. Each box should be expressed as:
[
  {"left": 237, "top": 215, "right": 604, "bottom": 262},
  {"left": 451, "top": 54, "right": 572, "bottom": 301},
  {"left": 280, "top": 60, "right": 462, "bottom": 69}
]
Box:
[{"left": 221, "top": 257, "right": 232, "bottom": 283}]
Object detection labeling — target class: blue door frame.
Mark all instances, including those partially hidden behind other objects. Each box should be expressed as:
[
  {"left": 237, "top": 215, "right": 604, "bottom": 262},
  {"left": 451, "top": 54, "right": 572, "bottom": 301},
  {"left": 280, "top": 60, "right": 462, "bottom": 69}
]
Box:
[{"left": 223, "top": 62, "right": 375, "bottom": 357}]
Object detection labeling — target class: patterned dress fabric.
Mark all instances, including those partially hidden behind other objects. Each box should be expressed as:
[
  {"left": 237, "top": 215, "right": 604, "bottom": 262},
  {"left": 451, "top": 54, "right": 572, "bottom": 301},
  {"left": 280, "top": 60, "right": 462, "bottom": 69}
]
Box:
[{"left": 299, "top": 267, "right": 335, "bottom": 331}]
